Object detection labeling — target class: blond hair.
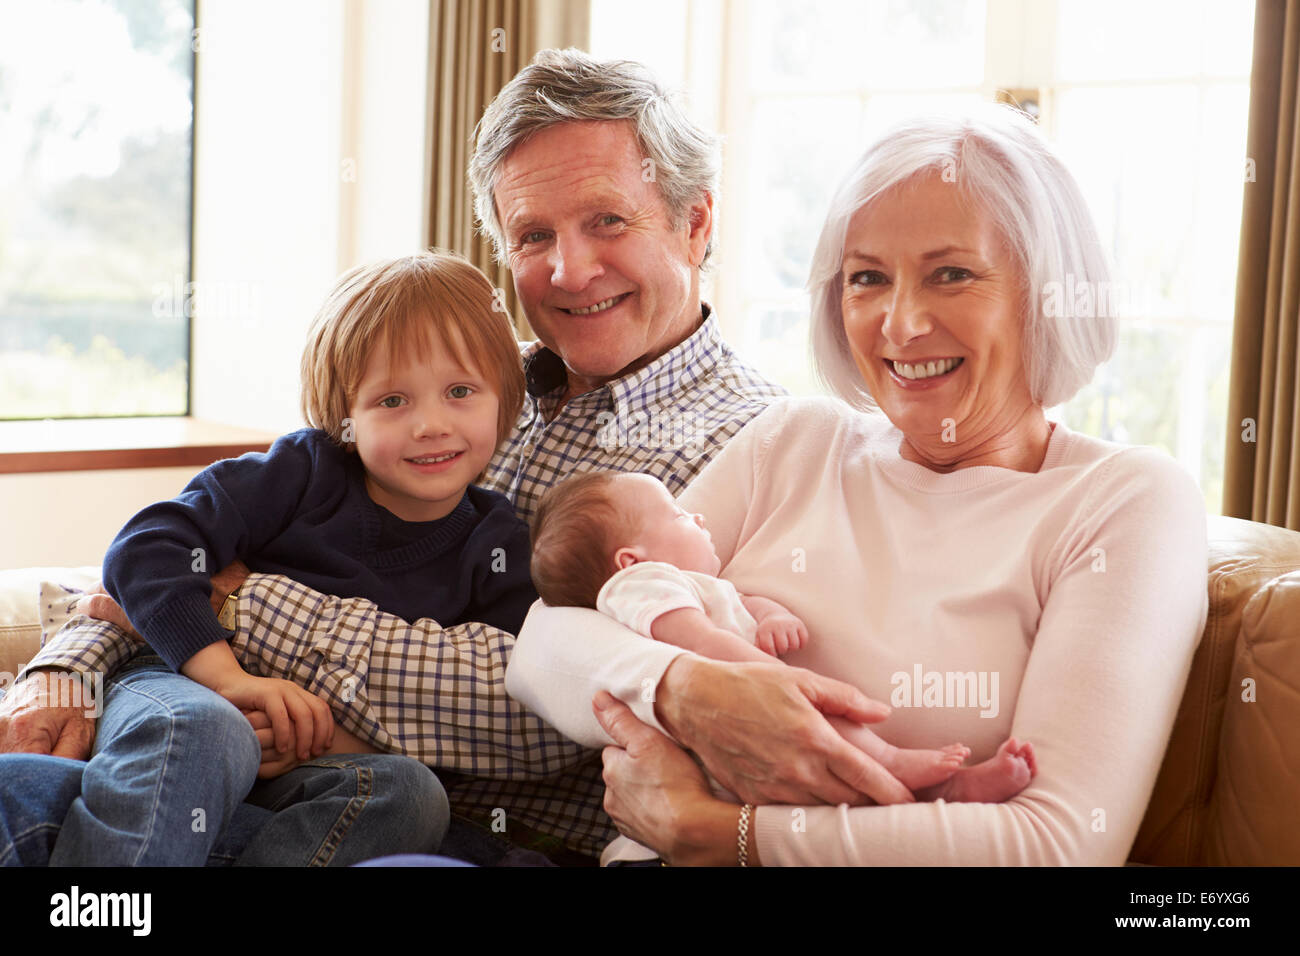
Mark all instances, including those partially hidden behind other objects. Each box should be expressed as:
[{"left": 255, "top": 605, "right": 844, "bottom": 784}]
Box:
[{"left": 300, "top": 251, "right": 525, "bottom": 449}]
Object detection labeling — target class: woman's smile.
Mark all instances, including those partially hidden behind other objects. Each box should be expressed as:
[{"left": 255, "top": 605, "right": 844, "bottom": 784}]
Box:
[
  {"left": 839, "top": 170, "right": 1048, "bottom": 470},
  {"left": 884, "top": 356, "right": 965, "bottom": 389}
]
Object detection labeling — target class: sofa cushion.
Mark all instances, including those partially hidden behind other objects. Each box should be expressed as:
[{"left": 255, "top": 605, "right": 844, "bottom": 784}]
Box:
[{"left": 0, "top": 566, "right": 101, "bottom": 678}]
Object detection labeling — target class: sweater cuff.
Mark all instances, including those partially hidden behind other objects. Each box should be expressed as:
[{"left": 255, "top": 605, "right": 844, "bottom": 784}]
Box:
[
  {"left": 626, "top": 644, "right": 691, "bottom": 736},
  {"left": 138, "top": 596, "right": 235, "bottom": 672},
  {"left": 752, "top": 806, "right": 789, "bottom": 867}
]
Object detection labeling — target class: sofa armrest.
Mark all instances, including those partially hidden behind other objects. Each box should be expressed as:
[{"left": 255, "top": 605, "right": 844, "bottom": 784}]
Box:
[
  {"left": 0, "top": 566, "right": 102, "bottom": 678},
  {"left": 1131, "top": 515, "right": 1300, "bottom": 865}
]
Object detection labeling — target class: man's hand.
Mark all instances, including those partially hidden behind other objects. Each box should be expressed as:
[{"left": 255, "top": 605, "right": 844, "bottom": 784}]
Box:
[
  {"left": 753, "top": 613, "right": 809, "bottom": 656},
  {"left": 76, "top": 558, "right": 252, "bottom": 639},
  {"left": 652, "top": 656, "right": 913, "bottom": 807},
  {"left": 73, "top": 586, "right": 142, "bottom": 641},
  {"left": 0, "top": 672, "right": 97, "bottom": 758},
  {"left": 243, "top": 710, "right": 306, "bottom": 779},
  {"left": 243, "top": 708, "right": 377, "bottom": 779},
  {"left": 209, "top": 559, "right": 252, "bottom": 614}
]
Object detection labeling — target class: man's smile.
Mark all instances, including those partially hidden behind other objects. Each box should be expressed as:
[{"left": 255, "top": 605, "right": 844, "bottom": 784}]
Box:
[{"left": 559, "top": 292, "right": 633, "bottom": 315}]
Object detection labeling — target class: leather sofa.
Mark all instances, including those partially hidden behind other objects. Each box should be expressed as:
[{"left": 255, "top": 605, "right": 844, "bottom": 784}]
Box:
[
  {"left": 2, "top": 513, "right": 1298, "bottom": 865},
  {"left": 1130, "top": 515, "right": 1300, "bottom": 865}
]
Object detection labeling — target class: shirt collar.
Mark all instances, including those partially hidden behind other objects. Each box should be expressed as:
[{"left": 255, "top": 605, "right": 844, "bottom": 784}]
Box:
[{"left": 521, "top": 303, "right": 726, "bottom": 418}]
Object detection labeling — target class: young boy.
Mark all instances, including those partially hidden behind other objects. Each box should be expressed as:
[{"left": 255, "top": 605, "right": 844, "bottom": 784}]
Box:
[
  {"left": 88, "top": 250, "right": 537, "bottom": 860},
  {"left": 529, "top": 470, "right": 1038, "bottom": 809}
]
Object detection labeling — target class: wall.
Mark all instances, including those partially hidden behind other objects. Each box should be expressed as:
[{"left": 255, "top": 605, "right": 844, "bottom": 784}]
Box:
[{"left": 0, "top": 467, "right": 201, "bottom": 569}]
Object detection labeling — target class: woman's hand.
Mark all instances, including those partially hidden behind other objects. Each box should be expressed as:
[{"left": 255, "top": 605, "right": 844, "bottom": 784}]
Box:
[
  {"left": 594, "top": 691, "right": 750, "bottom": 866},
  {"left": 653, "top": 656, "right": 914, "bottom": 807}
]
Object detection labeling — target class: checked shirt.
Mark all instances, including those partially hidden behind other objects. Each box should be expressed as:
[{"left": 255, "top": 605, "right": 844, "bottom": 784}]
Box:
[{"left": 23, "top": 305, "right": 786, "bottom": 857}]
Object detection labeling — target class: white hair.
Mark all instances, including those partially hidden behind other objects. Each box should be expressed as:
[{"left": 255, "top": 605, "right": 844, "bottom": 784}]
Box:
[
  {"left": 809, "top": 104, "right": 1117, "bottom": 410},
  {"left": 469, "top": 48, "right": 721, "bottom": 266}
]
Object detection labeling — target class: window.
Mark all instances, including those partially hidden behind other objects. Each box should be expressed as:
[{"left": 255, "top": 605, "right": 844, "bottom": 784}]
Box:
[
  {"left": 0, "top": 0, "right": 195, "bottom": 420},
  {"left": 1049, "top": 0, "right": 1254, "bottom": 512},
  {"left": 590, "top": 0, "right": 1256, "bottom": 511}
]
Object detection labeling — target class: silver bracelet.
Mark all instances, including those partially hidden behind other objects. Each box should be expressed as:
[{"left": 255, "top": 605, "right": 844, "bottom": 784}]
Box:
[{"left": 738, "top": 804, "right": 755, "bottom": 867}]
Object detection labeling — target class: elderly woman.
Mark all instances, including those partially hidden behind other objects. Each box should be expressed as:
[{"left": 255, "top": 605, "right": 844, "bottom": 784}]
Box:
[{"left": 505, "top": 105, "right": 1209, "bottom": 866}]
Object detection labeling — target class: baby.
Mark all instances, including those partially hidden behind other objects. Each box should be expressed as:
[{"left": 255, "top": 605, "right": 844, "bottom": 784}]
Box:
[{"left": 530, "top": 470, "right": 1037, "bottom": 812}]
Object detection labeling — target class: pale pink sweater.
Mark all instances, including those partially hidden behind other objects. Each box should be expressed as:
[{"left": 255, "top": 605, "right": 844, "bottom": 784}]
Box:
[{"left": 506, "top": 397, "right": 1209, "bottom": 865}]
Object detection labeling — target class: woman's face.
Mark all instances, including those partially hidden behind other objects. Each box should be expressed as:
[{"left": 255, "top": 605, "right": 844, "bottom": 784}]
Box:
[{"left": 840, "top": 171, "right": 1036, "bottom": 459}]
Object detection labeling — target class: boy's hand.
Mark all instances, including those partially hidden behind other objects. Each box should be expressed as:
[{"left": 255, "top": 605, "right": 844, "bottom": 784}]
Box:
[
  {"left": 182, "top": 642, "right": 334, "bottom": 761},
  {"left": 213, "top": 672, "right": 334, "bottom": 761},
  {"left": 754, "top": 613, "right": 809, "bottom": 656}
]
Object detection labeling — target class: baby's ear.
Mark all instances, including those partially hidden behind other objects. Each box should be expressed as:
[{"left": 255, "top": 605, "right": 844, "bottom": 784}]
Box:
[{"left": 612, "top": 547, "right": 642, "bottom": 571}]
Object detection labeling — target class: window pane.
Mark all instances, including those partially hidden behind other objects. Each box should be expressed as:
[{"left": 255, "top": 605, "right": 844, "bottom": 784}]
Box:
[
  {"left": 742, "top": 302, "right": 820, "bottom": 397},
  {"left": 1051, "top": 2, "right": 1254, "bottom": 511},
  {"left": 1057, "top": 0, "right": 1250, "bottom": 81},
  {"left": 739, "top": 97, "right": 861, "bottom": 304},
  {"left": 0, "top": 0, "right": 194, "bottom": 419},
  {"left": 1055, "top": 86, "right": 1205, "bottom": 320},
  {"left": 590, "top": 0, "right": 687, "bottom": 90},
  {"left": 589, "top": 1, "right": 1255, "bottom": 511},
  {"left": 746, "top": 0, "right": 986, "bottom": 92},
  {"left": 862, "top": 91, "right": 986, "bottom": 139}
]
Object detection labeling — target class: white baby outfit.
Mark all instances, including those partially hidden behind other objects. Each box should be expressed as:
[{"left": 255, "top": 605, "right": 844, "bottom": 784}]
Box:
[
  {"left": 594, "top": 560, "right": 757, "bottom": 864},
  {"left": 596, "top": 561, "right": 759, "bottom": 645}
]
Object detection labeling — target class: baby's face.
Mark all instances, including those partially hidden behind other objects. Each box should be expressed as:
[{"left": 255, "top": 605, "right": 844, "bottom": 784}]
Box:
[{"left": 611, "top": 474, "right": 721, "bottom": 576}]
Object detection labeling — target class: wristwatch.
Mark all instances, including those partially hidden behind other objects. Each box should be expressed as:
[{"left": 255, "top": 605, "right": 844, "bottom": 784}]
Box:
[{"left": 216, "top": 587, "right": 241, "bottom": 633}]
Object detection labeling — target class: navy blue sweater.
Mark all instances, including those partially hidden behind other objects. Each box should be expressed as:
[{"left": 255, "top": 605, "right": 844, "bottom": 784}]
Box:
[{"left": 103, "top": 429, "right": 538, "bottom": 673}]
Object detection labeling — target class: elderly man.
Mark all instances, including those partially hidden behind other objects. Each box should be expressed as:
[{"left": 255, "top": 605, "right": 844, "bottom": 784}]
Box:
[{"left": 0, "top": 49, "right": 787, "bottom": 866}]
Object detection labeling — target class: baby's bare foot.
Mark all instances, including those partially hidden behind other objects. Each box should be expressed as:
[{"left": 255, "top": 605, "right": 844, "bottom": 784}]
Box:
[
  {"left": 880, "top": 742, "right": 970, "bottom": 790},
  {"left": 915, "top": 737, "right": 1036, "bottom": 803}
]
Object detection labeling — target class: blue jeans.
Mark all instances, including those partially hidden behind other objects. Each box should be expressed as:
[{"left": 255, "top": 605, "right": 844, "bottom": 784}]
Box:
[{"left": 0, "top": 655, "right": 449, "bottom": 866}]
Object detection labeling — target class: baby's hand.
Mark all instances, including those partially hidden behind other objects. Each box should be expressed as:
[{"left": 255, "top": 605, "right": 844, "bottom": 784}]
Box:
[{"left": 754, "top": 613, "right": 809, "bottom": 656}]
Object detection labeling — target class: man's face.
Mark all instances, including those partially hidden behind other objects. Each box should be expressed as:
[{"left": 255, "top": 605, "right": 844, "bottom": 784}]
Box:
[{"left": 493, "top": 120, "right": 713, "bottom": 391}]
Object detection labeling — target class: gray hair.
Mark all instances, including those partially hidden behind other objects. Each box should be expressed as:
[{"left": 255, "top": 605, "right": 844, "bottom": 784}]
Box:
[
  {"left": 468, "top": 48, "right": 721, "bottom": 265},
  {"left": 809, "top": 104, "right": 1118, "bottom": 410}
]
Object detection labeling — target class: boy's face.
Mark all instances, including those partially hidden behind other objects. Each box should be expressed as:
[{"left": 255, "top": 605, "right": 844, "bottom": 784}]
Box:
[
  {"left": 612, "top": 473, "right": 721, "bottom": 576},
  {"left": 348, "top": 333, "right": 500, "bottom": 522}
]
